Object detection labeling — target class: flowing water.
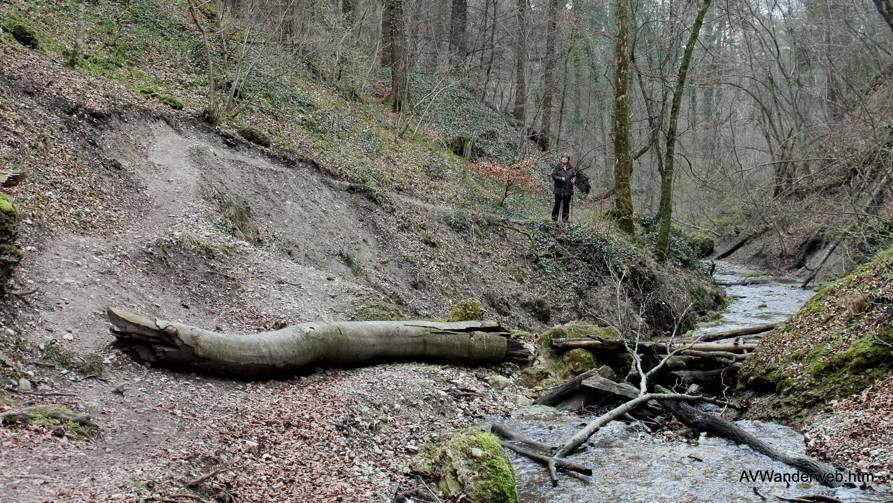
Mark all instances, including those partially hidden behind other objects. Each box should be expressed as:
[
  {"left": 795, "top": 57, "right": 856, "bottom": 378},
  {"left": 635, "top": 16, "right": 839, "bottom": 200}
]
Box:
[{"left": 499, "top": 261, "right": 892, "bottom": 503}]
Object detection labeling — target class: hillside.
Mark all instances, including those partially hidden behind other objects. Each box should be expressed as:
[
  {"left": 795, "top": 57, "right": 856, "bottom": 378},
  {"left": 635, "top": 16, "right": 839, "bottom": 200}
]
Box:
[{"left": 0, "top": 2, "right": 723, "bottom": 501}]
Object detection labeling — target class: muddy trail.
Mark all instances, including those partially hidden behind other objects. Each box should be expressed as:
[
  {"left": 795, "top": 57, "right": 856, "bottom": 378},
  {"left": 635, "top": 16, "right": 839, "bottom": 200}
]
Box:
[{"left": 500, "top": 262, "right": 892, "bottom": 503}]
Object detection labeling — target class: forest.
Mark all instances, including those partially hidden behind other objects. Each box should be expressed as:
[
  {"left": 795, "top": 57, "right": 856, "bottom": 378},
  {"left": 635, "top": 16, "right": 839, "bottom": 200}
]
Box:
[{"left": 0, "top": 0, "right": 892, "bottom": 502}]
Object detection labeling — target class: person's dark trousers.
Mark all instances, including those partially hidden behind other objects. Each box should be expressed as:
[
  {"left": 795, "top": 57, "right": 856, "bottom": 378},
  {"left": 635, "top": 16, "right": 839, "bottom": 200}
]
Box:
[{"left": 552, "top": 194, "right": 572, "bottom": 222}]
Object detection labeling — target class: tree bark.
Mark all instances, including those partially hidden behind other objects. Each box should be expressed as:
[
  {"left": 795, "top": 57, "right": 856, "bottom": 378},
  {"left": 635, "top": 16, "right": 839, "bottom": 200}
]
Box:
[
  {"left": 655, "top": 0, "right": 713, "bottom": 261},
  {"left": 449, "top": 0, "right": 467, "bottom": 70},
  {"left": 612, "top": 0, "right": 635, "bottom": 234},
  {"left": 381, "top": 0, "right": 393, "bottom": 66},
  {"left": 512, "top": 0, "right": 528, "bottom": 124},
  {"left": 539, "top": 0, "right": 560, "bottom": 151},
  {"left": 388, "top": 0, "right": 409, "bottom": 112},
  {"left": 107, "top": 308, "right": 529, "bottom": 377},
  {"left": 873, "top": 0, "right": 893, "bottom": 33}
]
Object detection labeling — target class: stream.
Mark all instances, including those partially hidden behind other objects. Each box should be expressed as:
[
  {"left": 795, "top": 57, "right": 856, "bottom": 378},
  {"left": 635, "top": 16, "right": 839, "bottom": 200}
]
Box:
[{"left": 499, "top": 261, "right": 892, "bottom": 503}]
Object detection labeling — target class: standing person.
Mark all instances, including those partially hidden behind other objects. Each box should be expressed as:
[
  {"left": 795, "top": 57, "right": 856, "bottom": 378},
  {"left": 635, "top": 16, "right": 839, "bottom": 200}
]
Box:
[{"left": 551, "top": 153, "right": 576, "bottom": 222}]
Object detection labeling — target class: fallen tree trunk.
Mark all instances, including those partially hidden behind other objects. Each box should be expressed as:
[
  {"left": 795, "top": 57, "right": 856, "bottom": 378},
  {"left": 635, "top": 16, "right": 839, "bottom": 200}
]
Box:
[
  {"left": 107, "top": 308, "right": 529, "bottom": 377},
  {"left": 695, "top": 322, "right": 777, "bottom": 342},
  {"left": 552, "top": 337, "right": 756, "bottom": 353},
  {"left": 658, "top": 396, "right": 844, "bottom": 487}
]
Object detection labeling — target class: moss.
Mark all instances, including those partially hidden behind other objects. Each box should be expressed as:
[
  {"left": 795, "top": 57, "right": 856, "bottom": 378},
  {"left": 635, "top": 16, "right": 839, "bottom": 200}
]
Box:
[
  {"left": 0, "top": 193, "right": 15, "bottom": 213},
  {"left": 540, "top": 323, "right": 619, "bottom": 347},
  {"left": 449, "top": 300, "right": 483, "bottom": 322},
  {"left": 238, "top": 126, "right": 272, "bottom": 147},
  {"left": 351, "top": 302, "right": 407, "bottom": 321},
  {"left": 410, "top": 429, "right": 518, "bottom": 503},
  {"left": 138, "top": 87, "right": 184, "bottom": 110},
  {"left": 560, "top": 348, "right": 597, "bottom": 374}
]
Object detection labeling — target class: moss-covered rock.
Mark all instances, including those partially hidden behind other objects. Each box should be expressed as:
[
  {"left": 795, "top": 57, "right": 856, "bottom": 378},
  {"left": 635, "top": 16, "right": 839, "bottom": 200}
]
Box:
[
  {"left": 449, "top": 299, "right": 483, "bottom": 321},
  {"left": 560, "top": 348, "right": 597, "bottom": 374},
  {"left": 0, "top": 192, "right": 23, "bottom": 290},
  {"left": 410, "top": 428, "right": 518, "bottom": 503}
]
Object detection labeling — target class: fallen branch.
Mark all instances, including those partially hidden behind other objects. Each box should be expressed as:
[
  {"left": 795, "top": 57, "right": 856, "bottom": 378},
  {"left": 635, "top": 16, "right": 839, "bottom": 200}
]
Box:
[
  {"left": 185, "top": 465, "right": 238, "bottom": 489},
  {"left": 490, "top": 423, "right": 556, "bottom": 453},
  {"left": 108, "top": 308, "right": 529, "bottom": 377},
  {"left": 502, "top": 442, "right": 592, "bottom": 476},
  {"left": 657, "top": 390, "right": 844, "bottom": 487},
  {"left": 696, "top": 322, "right": 777, "bottom": 342},
  {"left": 552, "top": 337, "right": 756, "bottom": 353}
]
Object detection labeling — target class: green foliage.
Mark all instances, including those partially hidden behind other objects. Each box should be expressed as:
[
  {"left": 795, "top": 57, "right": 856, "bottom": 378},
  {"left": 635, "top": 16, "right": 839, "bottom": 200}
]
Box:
[
  {"left": 351, "top": 302, "right": 407, "bottom": 321},
  {"left": 138, "top": 87, "right": 184, "bottom": 110},
  {"left": 237, "top": 126, "right": 271, "bottom": 147},
  {"left": 448, "top": 300, "right": 483, "bottom": 322},
  {"left": 561, "top": 348, "right": 597, "bottom": 374},
  {"left": 41, "top": 341, "right": 75, "bottom": 370}
]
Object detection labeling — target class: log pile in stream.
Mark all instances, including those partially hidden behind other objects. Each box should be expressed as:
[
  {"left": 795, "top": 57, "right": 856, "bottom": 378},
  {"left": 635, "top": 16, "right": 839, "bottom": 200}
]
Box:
[
  {"left": 549, "top": 332, "right": 758, "bottom": 393},
  {"left": 107, "top": 307, "right": 530, "bottom": 377},
  {"left": 515, "top": 375, "right": 845, "bottom": 488}
]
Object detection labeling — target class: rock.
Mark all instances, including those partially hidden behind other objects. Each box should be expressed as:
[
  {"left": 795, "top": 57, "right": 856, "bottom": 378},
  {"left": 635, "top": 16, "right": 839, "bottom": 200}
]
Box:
[
  {"left": 410, "top": 428, "right": 518, "bottom": 503},
  {"left": 17, "top": 378, "right": 32, "bottom": 392},
  {"left": 486, "top": 375, "right": 512, "bottom": 390}
]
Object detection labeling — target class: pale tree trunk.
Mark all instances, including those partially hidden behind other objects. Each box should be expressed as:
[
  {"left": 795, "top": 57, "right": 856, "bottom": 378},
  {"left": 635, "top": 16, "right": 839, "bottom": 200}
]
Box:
[
  {"left": 107, "top": 308, "right": 529, "bottom": 377},
  {"left": 873, "top": 0, "right": 893, "bottom": 33},
  {"left": 612, "top": 0, "right": 635, "bottom": 234},
  {"left": 512, "top": 0, "right": 528, "bottom": 124},
  {"left": 449, "top": 0, "right": 467, "bottom": 70},
  {"left": 540, "top": 0, "right": 560, "bottom": 151},
  {"left": 388, "top": 0, "right": 409, "bottom": 111},
  {"left": 655, "top": 0, "right": 713, "bottom": 261}
]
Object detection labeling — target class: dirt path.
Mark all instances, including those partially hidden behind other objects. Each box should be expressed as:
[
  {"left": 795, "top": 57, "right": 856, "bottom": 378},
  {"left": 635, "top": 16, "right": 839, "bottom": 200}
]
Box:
[{"left": 0, "top": 119, "right": 529, "bottom": 502}]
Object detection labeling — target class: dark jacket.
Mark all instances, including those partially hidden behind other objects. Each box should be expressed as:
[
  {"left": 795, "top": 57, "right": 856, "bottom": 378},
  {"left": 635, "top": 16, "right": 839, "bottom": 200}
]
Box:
[{"left": 551, "top": 163, "right": 577, "bottom": 195}]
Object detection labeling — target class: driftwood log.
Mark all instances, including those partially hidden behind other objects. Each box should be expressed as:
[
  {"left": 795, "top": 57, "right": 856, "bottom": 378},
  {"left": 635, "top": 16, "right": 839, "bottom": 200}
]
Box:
[{"left": 107, "top": 308, "right": 529, "bottom": 377}]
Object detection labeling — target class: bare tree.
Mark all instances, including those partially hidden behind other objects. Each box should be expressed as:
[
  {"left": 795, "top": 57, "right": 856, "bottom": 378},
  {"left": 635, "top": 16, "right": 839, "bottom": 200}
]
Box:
[
  {"left": 512, "top": 0, "right": 528, "bottom": 125},
  {"left": 449, "top": 0, "right": 468, "bottom": 70},
  {"left": 540, "top": 0, "right": 560, "bottom": 151},
  {"left": 655, "top": 0, "right": 714, "bottom": 261},
  {"left": 613, "top": 0, "right": 635, "bottom": 234}
]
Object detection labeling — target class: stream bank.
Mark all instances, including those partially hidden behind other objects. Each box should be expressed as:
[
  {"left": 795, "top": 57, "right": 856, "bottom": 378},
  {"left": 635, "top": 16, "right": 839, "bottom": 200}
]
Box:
[{"left": 492, "top": 261, "right": 891, "bottom": 503}]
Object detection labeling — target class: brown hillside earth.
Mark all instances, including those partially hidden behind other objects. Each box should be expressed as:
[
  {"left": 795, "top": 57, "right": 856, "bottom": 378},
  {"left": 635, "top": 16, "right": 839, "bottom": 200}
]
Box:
[
  {"left": 0, "top": 34, "right": 721, "bottom": 502},
  {"left": 805, "top": 374, "right": 893, "bottom": 483}
]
